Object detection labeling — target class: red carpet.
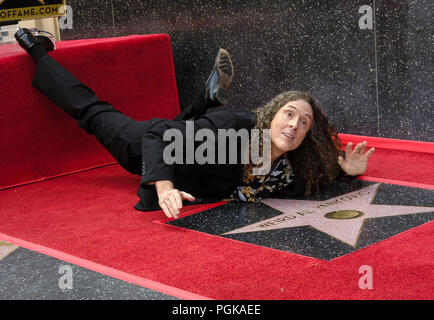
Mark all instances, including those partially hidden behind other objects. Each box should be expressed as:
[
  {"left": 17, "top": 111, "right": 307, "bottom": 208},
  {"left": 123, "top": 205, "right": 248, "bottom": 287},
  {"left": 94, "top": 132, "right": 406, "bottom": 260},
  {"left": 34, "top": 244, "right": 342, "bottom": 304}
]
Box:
[
  {"left": 0, "top": 35, "right": 433, "bottom": 300},
  {"left": 0, "top": 35, "right": 180, "bottom": 189},
  {"left": 339, "top": 134, "right": 434, "bottom": 189},
  {"left": 0, "top": 141, "right": 433, "bottom": 300}
]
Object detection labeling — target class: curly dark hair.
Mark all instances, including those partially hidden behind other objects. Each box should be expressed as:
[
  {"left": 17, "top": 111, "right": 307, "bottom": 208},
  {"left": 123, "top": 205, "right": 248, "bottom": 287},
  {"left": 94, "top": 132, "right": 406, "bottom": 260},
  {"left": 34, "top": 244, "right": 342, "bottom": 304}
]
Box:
[{"left": 243, "top": 91, "right": 343, "bottom": 196}]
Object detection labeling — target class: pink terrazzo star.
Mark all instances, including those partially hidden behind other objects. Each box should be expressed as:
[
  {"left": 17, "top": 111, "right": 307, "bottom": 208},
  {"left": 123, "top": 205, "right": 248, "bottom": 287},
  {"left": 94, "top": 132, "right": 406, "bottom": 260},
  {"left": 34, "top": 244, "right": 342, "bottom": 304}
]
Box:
[
  {"left": 223, "top": 184, "right": 434, "bottom": 247},
  {"left": 0, "top": 240, "right": 18, "bottom": 261}
]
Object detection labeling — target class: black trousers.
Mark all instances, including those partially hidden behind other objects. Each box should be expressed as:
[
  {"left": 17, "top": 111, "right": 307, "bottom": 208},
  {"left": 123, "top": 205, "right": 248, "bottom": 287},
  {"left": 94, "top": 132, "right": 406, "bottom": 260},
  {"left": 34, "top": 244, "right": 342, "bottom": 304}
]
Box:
[{"left": 32, "top": 54, "right": 212, "bottom": 175}]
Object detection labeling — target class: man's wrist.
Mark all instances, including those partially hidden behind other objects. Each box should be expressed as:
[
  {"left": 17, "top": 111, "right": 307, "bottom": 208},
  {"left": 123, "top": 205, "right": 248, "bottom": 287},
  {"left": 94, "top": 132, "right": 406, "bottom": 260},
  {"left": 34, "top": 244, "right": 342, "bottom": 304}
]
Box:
[{"left": 155, "top": 180, "right": 175, "bottom": 192}]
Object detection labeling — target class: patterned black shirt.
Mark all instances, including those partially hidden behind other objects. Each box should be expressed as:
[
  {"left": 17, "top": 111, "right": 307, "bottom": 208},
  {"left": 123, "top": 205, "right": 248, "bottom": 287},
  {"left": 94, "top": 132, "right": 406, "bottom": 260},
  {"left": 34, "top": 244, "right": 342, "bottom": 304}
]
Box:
[{"left": 226, "top": 158, "right": 295, "bottom": 202}]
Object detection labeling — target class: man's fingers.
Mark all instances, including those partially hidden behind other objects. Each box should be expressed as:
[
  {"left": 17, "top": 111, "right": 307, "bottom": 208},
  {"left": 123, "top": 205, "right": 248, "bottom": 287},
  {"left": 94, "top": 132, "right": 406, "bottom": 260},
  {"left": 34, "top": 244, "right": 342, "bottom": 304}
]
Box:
[
  {"left": 365, "top": 147, "right": 375, "bottom": 159},
  {"left": 159, "top": 202, "right": 172, "bottom": 219},
  {"left": 180, "top": 191, "right": 196, "bottom": 201},
  {"left": 174, "top": 192, "right": 183, "bottom": 209},
  {"left": 160, "top": 194, "right": 178, "bottom": 219},
  {"left": 345, "top": 142, "right": 353, "bottom": 155},
  {"left": 172, "top": 192, "right": 183, "bottom": 219},
  {"left": 159, "top": 190, "right": 197, "bottom": 219},
  {"left": 359, "top": 141, "right": 367, "bottom": 154},
  {"left": 353, "top": 141, "right": 365, "bottom": 154},
  {"left": 167, "top": 195, "right": 179, "bottom": 218},
  {"left": 165, "top": 198, "right": 177, "bottom": 217}
]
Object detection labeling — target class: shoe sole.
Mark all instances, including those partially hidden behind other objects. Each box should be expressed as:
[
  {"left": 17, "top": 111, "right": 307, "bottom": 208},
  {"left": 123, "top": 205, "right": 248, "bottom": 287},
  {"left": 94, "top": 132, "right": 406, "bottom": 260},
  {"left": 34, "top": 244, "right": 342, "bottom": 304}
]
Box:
[
  {"left": 205, "top": 48, "right": 234, "bottom": 105},
  {"left": 214, "top": 86, "right": 229, "bottom": 105},
  {"left": 216, "top": 49, "right": 234, "bottom": 91}
]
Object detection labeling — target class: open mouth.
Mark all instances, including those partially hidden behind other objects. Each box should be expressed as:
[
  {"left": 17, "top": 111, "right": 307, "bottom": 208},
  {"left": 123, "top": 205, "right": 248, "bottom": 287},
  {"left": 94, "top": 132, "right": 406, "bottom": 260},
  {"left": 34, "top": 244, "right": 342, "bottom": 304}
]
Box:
[{"left": 282, "top": 132, "right": 294, "bottom": 141}]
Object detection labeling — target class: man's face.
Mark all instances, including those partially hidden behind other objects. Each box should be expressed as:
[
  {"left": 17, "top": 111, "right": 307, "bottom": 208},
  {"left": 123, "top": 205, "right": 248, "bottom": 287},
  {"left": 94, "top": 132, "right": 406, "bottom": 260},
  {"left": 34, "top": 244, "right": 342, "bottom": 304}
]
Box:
[{"left": 270, "top": 99, "right": 313, "bottom": 156}]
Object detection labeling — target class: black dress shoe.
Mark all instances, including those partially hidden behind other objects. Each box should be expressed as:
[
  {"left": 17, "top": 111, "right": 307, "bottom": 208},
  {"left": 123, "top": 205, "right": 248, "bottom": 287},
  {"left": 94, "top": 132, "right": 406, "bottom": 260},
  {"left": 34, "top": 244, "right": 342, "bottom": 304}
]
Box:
[
  {"left": 14, "top": 28, "right": 54, "bottom": 55},
  {"left": 205, "top": 48, "right": 234, "bottom": 106}
]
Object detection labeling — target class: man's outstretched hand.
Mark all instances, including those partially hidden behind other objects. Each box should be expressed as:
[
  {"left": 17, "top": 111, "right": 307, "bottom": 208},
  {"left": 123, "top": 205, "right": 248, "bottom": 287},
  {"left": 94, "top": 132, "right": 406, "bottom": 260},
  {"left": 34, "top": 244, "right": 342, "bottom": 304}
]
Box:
[
  {"left": 338, "top": 141, "right": 375, "bottom": 176},
  {"left": 155, "top": 180, "right": 196, "bottom": 219}
]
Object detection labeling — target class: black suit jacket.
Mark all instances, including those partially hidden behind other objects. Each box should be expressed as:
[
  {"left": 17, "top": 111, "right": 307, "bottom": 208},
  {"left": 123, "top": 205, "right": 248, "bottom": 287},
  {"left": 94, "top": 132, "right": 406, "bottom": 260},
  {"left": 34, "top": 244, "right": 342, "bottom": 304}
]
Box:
[
  {"left": 134, "top": 109, "right": 258, "bottom": 211},
  {"left": 134, "top": 107, "right": 358, "bottom": 211}
]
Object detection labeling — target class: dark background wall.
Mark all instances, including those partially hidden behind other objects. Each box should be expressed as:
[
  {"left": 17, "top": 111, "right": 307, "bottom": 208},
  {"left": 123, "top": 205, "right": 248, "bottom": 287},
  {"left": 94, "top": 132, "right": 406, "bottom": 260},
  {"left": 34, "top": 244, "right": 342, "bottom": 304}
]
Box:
[{"left": 60, "top": 0, "right": 433, "bottom": 142}]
